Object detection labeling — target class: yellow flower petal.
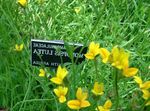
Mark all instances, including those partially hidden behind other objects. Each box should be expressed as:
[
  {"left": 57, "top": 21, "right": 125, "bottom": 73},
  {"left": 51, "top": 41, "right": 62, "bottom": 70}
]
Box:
[
  {"left": 142, "top": 89, "right": 150, "bottom": 100},
  {"left": 96, "top": 106, "right": 105, "bottom": 111},
  {"left": 140, "top": 81, "right": 150, "bottom": 89},
  {"left": 111, "top": 46, "right": 119, "bottom": 63},
  {"left": 39, "top": 69, "right": 45, "bottom": 77},
  {"left": 51, "top": 65, "right": 68, "bottom": 85},
  {"left": 76, "top": 88, "right": 88, "bottom": 101},
  {"left": 18, "top": 0, "right": 27, "bottom": 7},
  {"left": 104, "top": 99, "right": 112, "bottom": 109},
  {"left": 80, "top": 100, "right": 90, "bottom": 108},
  {"left": 110, "top": 46, "right": 129, "bottom": 70},
  {"left": 84, "top": 53, "right": 95, "bottom": 59},
  {"left": 92, "top": 82, "right": 104, "bottom": 96},
  {"left": 54, "top": 86, "right": 68, "bottom": 103},
  {"left": 59, "top": 96, "right": 66, "bottom": 103},
  {"left": 57, "top": 65, "right": 68, "bottom": 80},
  {"left": 123, "top": 67, "right": 138, "bottom": 77},
  {"left": 67, "top": 100, "right": 80, "bottom": 110},
  {"left": 85, "top": 42, "right": 100, "bottom": 60},
  {"left": 99, "top": 48, "right": 110, "bottom": 63},
  {"left": 50, "top": 77, "right": 62, "bottom": 85},
  {"left": 15, "top": 44, "right": 24, "bottom": 51},
  {"left": 134, "top": 76, "right": 143, "bottom": 85},
  {"left": 74, "top": 7, "right": 81, "bottom": 14}
]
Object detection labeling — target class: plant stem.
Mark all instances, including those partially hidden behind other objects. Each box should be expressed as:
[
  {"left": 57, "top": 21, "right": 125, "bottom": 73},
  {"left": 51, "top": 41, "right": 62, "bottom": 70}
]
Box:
[
  {"left": 94, "top": 57, "right": 98, "bottom": 81},
  {"left": 113, "top": 68, "right": 119, "bottom": 111}
]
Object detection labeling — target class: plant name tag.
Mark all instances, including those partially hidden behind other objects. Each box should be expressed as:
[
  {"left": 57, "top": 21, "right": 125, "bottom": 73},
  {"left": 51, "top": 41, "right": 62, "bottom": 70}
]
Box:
[{"left": 31, "top": 39, "right": 87, "bottom": 67}]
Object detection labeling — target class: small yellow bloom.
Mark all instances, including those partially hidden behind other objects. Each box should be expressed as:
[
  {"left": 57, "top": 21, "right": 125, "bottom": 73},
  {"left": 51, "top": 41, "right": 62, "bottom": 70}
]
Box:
[
  {"left": 54, "top": 86, "right": 68, "bottom": 103},
  {"left": 142, "top": 89, "right": 150, "bottom": 100},
  {"left": 18, "top": 0, "right": 27, "bottom": 7},
  {"left": 110, "top": 46, "right": 129, "bottom": 69},
  {"left": 39, "top": 69, "right": 45, "bottom": 77},
  {"left": 85, "top": 42, "right": 101, "bottom": 60},
  {"left": 15, "top": 44, "right": 24, "bottom": 51},
  {"left": 67, "top": 87, "right": 90, "bottom": 110},
  {"left": 50, "top": 65, "right": 68, "bottom": 85},
  {"left": 141, "top": 81, "right": 150, "bottom": 90},
  {"left": 142, "top": 89, "right": 150, "bottom": 106},
  {"left": 92, "top": 82, "right": 104, "bottom": 96},
  {"left": 134, "top": 76, "right": 143, "bottom": 85},
  {"left": 99, "top": 48, "right": 110, "bottom": 63},
  {"left": 134, "top": 76, "right": 150, "bottom": 89},
  {"left": 123, "top": 67, "right": 138, "bottom": 77},
  {"left": 74, "top": 7, "right": 81, "bottom": 14},
  {"left": 134, "top": 76, "right": 150, "bottom": 106},
  {"left": 96, "top": 99, "right": 112, "bottom": 111}
]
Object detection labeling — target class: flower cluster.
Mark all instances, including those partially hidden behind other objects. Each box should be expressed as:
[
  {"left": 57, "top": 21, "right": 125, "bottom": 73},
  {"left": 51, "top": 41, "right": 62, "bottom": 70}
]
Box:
[
  {"left": 85, "top": 42, "right": 138, "bottom": 77},
  {"left": 37, "top": 41, "right": 148, "bottom": 110},
  {"left": 50, "top": 65, "right": 68, "bottom": 103}
]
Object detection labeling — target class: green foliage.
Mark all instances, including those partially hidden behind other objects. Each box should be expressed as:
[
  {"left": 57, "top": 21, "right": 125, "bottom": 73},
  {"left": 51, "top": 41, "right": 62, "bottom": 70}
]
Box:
[{"left": 0, "top": 0, "right": 150, "bottom": 111}]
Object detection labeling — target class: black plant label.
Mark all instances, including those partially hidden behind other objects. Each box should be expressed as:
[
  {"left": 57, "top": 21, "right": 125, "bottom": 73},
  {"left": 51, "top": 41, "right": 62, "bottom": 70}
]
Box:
[{"left": 31, "top": 39, "right": 87, "bottom": 67}]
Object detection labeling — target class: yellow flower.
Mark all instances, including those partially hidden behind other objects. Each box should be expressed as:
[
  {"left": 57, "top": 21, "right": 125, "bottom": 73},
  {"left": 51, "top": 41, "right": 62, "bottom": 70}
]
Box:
[
  {"left": 85, "top": 42, "right": 101, "bottom": 60},
  {"left": 18, "top": 0, "right": 27, "bottom": 7},
  {"left": 67, "top": 87, "right": 90, "bottom": 110},
  {"left": 99, "top": 48, "right": 110, "bottom": 63},
  {"left": 74, "top": 7, "right": 81, "bottom": 14},
  {"left": 134, "top": 76, "right": 150, "bottom": 89},
  {"left": 39, "top": 69, "right": 45, "bottom": 77},
  {"left": 142, "top": 89, "right": 150, "bottom": 106},
  {"left": 123, "top": 67, "right": 138, "bottom": 77},
  {"left": 134, "top": 76, "right": 150, "bottom": 106},
  {"left": 110, "top": 46, "right": 129, "bottom": 69},
  {"left": 54, "top": 86, "right": 68, "bottom": 103},
  {"left": 134, "top": 76, "right": 143, "bottom": 85},
  {"left": 50, "top": 65, "right": 68, "bottom": 85},
  {"left": 92, "top": 82, "right": 104, "bottom": 96},
  {"left": 96, "top": 99, "right": 112, "bottom": 111},
  {"left": 142, "top": 89, "right": 150, "bottom": 100},
  {"left": 15, "top": 44, "right": 24, "bottom": 51}
]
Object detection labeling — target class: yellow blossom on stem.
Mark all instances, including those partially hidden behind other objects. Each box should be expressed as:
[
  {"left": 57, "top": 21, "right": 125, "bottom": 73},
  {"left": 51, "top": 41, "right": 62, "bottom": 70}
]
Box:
[
  {"left": 134, "top": 76, "right": 150, "bottom": 89},
  {"left": 54, "top": 86, "right": 68, "bottom": 103},
  {"left": 85, "top": 42, "right": 101, "bottom": 60},
  {"left": 39, "top": 69, "right": 45, "bottom": 77},
  {"left": 67, "top": 87, "right": 90, "bottom": 110},
  {"left": 110, "top": 46, "right": 129, "bottom": 70},
  {"left": 142, "top": 89, "right": 150, "bottom": 100},
  {"left": 50, "top": 65, "right": 68, "bottom": 85},
  {"left": 18, "top": 0, "right": 27, "bottom": 7},
  {"left": 92, "top": 82, "right": 104, "bottom": 96},
  {"left": 74, "top": 7, "right": 81, "bottom": 14},
  {"left": 96, "top": 99, "right": 112, "bottom": 111},
  {"left": 15, "top": 44, "right": 24, "bottom": 52},
  {"left": 123, "top": 67, "right": 138, "bottom": 77},
  {"left": 141, "top": 89, "right": 150, "bottom": 106},
  {"left": 134, "top": 76, "right": 150, "bottom": 106},
  {"left": 99, "top": 48, "right": 110, "bottom": 63},
  {"left": 109, "top": 46, "right": 138, "bottom": 77}
]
